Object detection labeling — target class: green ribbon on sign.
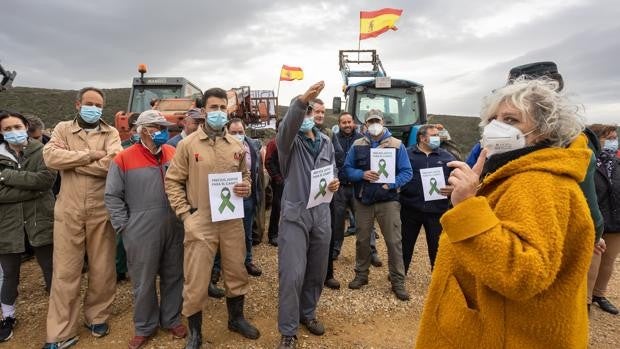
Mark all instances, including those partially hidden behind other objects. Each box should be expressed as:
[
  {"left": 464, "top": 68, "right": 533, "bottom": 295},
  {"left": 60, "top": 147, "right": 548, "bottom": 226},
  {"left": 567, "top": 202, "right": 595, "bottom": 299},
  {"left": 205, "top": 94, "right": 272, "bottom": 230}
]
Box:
[
  {"left": 218, "top": 187, "right": 235, "bottom": 213},
  {"left": 314, "top": 178, "right": 327, "bottom": 199},
  {"left": 429, "top": 177, "right": 440, "bottom": 195},
  {"left": 377, "top": 159, "right": 389, "bottom": 177}
]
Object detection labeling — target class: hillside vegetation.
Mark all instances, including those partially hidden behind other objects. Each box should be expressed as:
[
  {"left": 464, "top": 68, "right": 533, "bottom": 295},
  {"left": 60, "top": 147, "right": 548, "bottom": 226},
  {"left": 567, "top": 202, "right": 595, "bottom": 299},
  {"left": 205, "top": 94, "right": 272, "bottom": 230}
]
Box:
[
  {"left": 0, "top": 87, "right": 130, "bottom": 127},
  {"left": 1, "top": 86, "right": 481, "bottom": 155}
]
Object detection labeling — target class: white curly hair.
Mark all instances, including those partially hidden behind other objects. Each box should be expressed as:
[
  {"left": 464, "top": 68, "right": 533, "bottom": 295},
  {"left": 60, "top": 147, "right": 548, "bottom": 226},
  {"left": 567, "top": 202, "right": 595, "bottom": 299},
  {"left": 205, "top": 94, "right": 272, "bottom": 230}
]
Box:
[{"left": 480, "top": 77, "right": 585, "bottom": 147}]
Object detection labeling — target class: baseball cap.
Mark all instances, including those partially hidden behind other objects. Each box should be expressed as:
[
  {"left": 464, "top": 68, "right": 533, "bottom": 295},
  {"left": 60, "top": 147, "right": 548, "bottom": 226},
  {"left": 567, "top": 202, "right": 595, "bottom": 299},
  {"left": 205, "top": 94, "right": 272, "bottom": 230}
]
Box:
[
  {"left": 186, "top": 108, "right": 205, "bottom": 120},
  {"left": 365, "top": 109, "right": 383, "bottom": 122},
  {"left": 135, "top": 110, "right": 175, "bottom": 127}
]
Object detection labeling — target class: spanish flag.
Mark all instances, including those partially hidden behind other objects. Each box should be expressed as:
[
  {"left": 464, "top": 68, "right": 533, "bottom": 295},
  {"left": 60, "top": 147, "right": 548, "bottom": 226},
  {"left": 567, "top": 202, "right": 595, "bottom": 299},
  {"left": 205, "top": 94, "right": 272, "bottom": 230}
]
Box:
[
  {"left": 359, "top": 8, "right": 403, "bottom": 40},
  {"left": 280, "top": 65, "right": 304, "bottom": 81}
]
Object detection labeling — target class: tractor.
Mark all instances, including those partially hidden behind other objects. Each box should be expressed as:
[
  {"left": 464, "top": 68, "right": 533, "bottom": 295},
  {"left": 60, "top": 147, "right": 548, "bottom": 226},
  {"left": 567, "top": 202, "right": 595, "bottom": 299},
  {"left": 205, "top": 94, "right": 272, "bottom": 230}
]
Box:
[
  {"left": 114, "top": 64, "right": 202, "bottom": 140},
  {"left": 0, "top": 61, "right": 17, "bottom": 92},
  {"left": 332, "top": 49, "right": 427, "bottom": 145}
]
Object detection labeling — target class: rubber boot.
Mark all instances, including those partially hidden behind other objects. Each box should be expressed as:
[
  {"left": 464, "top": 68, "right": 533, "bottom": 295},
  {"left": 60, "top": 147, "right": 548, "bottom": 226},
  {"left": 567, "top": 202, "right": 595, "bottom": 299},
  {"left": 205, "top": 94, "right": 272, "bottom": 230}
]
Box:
[
  {"left": 184, "top": 312, "right": 202, "bottom": 349},
  {"left": 226, "top": 295, "right": 260, "bottom": 339}
]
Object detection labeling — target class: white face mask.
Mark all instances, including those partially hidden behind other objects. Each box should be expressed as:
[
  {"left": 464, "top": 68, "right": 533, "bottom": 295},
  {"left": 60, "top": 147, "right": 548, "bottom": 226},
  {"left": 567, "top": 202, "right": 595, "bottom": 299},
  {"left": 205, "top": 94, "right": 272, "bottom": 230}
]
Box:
[
  {"left": 368, "top": 123, "right": 384, "bottom": 137},
  {"left": 481, "top": 120, "right": 534, "bottom": 156}
]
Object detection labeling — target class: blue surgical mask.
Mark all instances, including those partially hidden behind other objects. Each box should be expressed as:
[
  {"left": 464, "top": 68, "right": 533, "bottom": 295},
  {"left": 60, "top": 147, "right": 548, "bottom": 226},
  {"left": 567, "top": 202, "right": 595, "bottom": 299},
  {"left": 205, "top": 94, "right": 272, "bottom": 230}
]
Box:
[
  {"left": 428, "top": 136, "right": 441, "bottom": 149},
  {"left": 206, "top": 111, "right": 228, "bottom": 130},
  {"left": 603, "top": 139, "right": 618, "bottom": 153},
  {"left": 3, "top": 130, "right": 28, "bottom": 145},
  {"left": 233, "top": 134, "right": 245, "bottom": 143},
  {"left": 131, "top": 134, "right": 141, "bottom": 143},
  {"left": 80, "top": 105, "right": 103, "bottom": 124},
  {"left": 300, "top": 117, "right": 315, "bottom": 132},
  {"left": 150, "top": 129, "right": 169, "bottom": 146}
]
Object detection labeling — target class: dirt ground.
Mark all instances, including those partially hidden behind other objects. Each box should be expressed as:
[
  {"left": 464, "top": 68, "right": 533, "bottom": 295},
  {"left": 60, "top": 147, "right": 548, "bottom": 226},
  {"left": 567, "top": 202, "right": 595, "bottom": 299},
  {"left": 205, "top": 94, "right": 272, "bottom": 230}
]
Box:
[{"left": 4, "top": 228, "right": 619, "bottom": 349}]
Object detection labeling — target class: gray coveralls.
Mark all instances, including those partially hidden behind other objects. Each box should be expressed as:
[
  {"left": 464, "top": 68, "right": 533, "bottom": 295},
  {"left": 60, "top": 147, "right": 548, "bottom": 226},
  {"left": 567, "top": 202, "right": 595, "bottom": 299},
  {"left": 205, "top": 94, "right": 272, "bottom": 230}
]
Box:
[
  {"left": 104, "top": 144, "right": 184, "bottom": 336},
  {"left": 277, "top": 98, "right": 336, "bottom": 336}
]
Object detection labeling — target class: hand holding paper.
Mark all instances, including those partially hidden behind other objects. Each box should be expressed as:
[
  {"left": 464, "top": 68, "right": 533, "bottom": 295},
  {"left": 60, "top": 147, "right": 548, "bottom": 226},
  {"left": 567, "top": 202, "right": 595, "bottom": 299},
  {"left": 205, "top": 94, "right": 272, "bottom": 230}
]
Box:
[{"left": 233, "top": 182, "right": 250, "bottom": 198}]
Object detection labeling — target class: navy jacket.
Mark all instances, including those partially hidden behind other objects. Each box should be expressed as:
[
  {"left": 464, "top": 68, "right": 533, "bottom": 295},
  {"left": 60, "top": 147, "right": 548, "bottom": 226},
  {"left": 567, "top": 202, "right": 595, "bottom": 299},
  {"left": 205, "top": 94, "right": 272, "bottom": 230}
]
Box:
[
  {"left": 399, "top": 146, "right": 455, "bottom": 214},
  {"left": 343, "top": 129, "right": 412, "bottom": 205}
]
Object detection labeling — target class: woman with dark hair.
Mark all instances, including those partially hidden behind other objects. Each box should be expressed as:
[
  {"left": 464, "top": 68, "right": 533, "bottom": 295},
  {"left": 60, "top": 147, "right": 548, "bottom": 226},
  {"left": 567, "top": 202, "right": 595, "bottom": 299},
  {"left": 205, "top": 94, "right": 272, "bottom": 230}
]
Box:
[
  {"left": 587, "top": 123, "right": 620, "bottom": 315},
  {"left": 0, "top": 110, "right": 56, "bottom": 342}
]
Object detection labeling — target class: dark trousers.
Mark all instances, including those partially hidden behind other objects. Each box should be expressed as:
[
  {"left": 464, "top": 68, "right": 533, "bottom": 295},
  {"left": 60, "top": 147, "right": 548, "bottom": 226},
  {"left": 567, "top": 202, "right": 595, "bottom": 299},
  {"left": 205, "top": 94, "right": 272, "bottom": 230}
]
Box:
[
  {"left": 0, "top": 244, "right": 53, "bottom": 305},
  {"left": 243, "top": 198, "right": 256, "bottom": 264},
  {"left": 400, "top": 207, "right": 442, "bottom": 273},
  {"left": 116, "top": 234, "right": 128, "bottom": 275},
  {"left": 334, "top": 184, "right": 377, "bottom": 258},
  {"left": 326, "top": 200, "right": 338, "bottom": 281},
  {"left": 268, "top": 181, "right": 283, "bottom": 241}
]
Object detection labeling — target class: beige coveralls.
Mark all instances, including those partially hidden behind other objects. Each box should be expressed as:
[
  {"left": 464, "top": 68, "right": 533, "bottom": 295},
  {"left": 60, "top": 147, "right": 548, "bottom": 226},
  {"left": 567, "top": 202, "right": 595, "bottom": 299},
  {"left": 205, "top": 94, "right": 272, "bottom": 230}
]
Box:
[
  {"left": 42, "top": 119, "right": 122, "bottom": 342},
  {"left": 165, "top": 127, "right": 250, "bottom": 317}
]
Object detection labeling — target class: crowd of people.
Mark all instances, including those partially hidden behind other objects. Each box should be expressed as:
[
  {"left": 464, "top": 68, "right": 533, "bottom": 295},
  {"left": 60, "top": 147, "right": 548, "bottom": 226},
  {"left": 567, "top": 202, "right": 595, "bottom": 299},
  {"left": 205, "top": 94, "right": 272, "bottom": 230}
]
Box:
[{"left": 0, "top": 63, "right": 618, "bottom": 349}]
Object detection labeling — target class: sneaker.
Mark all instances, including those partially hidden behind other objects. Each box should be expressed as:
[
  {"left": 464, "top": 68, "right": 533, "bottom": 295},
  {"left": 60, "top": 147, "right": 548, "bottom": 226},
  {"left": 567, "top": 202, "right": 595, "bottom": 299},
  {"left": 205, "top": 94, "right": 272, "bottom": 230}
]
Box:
[
  {"left": 277, "top": 335, "right": 297, "bottom": 349},
  {"left": 592, "top": 296, "right": 619, "bottom": 315},
  {"left": 300, "top": 318, "right": 325, "bottom": 336},
  {"left": 324, "top": 278, "right": 341, "bottom": 290},
  {"left": 245, "top": 262, "right": 263, "bottom": 277},
  {"left": 128, "top": 335, "right": 150, "bottom": 349},
  {"left": 85, "top": 322, "right": 110, "bottom": 338},
  {"left": 392, "top": 284, "right": 411, "bottom": 301},
  {"left": 41, "top": 336, "right": 79, "bottom": 349},
  {"left": 0, "top": 317, "right": 17, "bottom": 342},
  {"left": 348, "top": 275, "right": 368, "bottom": 289},
  {"left": 370, "top": 253, "right": 383, "bottom": 267},
  {"left": 167, "top": 323, "right": 187, "bottom": 339}
]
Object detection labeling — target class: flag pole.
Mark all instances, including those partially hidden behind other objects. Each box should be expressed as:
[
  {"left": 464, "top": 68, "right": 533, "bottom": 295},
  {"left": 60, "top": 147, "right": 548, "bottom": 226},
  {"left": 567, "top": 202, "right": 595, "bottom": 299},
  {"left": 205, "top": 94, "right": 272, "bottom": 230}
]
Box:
[{"left": 358, "top": 12, "right": 361, "bottom": 60}]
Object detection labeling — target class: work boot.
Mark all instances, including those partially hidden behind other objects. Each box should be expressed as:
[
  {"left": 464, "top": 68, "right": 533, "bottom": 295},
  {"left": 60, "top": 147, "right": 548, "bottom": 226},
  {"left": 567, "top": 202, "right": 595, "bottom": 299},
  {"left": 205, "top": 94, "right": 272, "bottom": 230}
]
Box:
[
  {"left": 245, "top": 262, "right": 263, "bottom": 277},
  {"left": 184, "top": 312, "right": 202, "bottom": 349},
  {"left": 370, "top": 253, "right": 383, "bottom": 267},
  {"left": 324, "top": 278, "right": 340, "bottom": 290},
  {"left": 226, "top": 295, "right": 260, "bottom": 339},
  {"left": 348, "top": 274, "right": 368, "bottom": 289},
  {"left": 277, "top": 335, "right": 297, "bottom": 349},
  {"left": 300, "top": 318, "right": 325, "bottom": 336},
  {"left": 208, "top": 282, "right": 225, "bottom": 298},
  {"left": 392, "top": 284, "right": 411, "bottom": 301}
]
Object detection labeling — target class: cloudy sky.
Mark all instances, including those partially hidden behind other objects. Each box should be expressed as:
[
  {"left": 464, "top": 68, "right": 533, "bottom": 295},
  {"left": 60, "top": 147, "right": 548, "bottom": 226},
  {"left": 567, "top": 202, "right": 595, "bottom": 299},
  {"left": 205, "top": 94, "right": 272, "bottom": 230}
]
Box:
[{"left": 2, "top": 0, "right": 618, "bottom": 123}]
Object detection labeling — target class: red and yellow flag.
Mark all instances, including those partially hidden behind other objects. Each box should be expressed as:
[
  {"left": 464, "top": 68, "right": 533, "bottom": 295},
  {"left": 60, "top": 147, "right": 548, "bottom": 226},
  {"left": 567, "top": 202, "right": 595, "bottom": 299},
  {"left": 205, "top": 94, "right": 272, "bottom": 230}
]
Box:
[
  {"left": 280, "top": 65, "right": 304, "bottom": 81},
  {"left": 359, "top": 8, "right": 403, "bottom": 40}
]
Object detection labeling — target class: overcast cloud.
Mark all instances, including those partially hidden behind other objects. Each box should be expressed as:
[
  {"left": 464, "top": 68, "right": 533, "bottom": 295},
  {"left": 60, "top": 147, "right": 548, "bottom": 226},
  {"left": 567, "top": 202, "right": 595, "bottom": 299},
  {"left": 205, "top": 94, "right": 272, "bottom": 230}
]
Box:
[{"left": 2, "top": 0, "right": 618, "bottom": 123}]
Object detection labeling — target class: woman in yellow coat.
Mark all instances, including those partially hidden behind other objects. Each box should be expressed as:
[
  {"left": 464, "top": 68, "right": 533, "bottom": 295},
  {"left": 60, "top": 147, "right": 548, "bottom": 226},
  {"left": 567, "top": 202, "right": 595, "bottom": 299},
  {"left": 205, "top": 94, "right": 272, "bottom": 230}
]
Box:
[{"left": 415, "top": 78, "right": 594, "bottom": 349}]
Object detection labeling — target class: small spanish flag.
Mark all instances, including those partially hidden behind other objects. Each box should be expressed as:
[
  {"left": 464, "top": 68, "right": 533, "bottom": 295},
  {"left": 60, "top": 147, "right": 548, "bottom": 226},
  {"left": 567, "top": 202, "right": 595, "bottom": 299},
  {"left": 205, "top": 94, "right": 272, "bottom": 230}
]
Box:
[
  {"left": 359, "top": 8, "right": 403, "bottom": 40},
  {"left": 280, "top": 65, "right": 304, "bottom": 81}
]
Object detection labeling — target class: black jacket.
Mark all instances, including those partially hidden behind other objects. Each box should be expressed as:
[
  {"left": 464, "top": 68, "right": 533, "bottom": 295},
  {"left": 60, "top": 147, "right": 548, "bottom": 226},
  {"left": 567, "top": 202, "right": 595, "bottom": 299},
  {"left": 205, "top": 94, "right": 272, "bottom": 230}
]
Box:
[
  {"left": 594, "top": 151, "right": 620, "bottom": 233},
  {"left": 399, "top": 146, "right": 455, "bottom": 214},
  {"left": 335, "top": 130, "right": 362, "bottom": 182}
]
